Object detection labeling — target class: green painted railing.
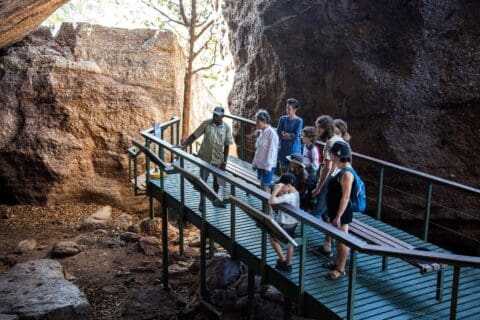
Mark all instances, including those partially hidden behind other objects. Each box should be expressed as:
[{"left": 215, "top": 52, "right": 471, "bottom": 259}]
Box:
[
  {"left": 223, "top": 114, "right": 480, "bottom": 244},
  {"left": 133, "top": 115, "right": 480, "bottom": 320}
]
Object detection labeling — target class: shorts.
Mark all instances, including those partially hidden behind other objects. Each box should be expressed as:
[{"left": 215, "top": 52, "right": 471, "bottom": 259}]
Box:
[
  {"left": 280, "top": 223, "right": 297, "bottom": 237},
  {"left": 257, "top": 168, "right": 275, "bottom": 187},
  {"left": 312, "top": 184, "right": 328, "bottom": 218}
]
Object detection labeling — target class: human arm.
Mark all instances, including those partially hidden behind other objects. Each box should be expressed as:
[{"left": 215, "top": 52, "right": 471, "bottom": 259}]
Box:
[
  {"left": 179, "top": 121, "right": 206, "bottom": 148},
  {"left": 332, "top": 171, "right": 354, "bottom": 227},
  {"left": 283, "top": 117, "right": 303, "bottom": 141},
  {"left": 269, "top": 183, "right": 284, "bottom": 205},
  {"left": 221, "top": 124, "right": 233, "bottom": 169},
  {"left": 264, "top": 129, "right": 279, "bottom": 173},
  {"left": 311, "top": 160, "right": 333, "bottom": 197}
]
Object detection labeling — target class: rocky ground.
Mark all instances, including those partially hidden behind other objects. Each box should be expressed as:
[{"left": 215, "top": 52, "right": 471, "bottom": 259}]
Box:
[{"left": 0, "top": 203, "right": 301, "bottom": 320}]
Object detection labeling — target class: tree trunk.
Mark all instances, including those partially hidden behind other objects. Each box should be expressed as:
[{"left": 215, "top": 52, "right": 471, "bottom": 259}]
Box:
[{"left": 181, "top": 0, "right": 197, "bottom": 139}]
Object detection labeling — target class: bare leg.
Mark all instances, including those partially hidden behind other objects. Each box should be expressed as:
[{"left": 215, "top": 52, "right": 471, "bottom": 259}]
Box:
[
  {"left": 333, "top": 224, "right": 349, "bottom": 275},
  {"left": 270, "top": 238, "right": 285, "bottom": 262},
  {"left": 286, "top": 246, "right": 294, "bottom": 265},
  {"left": 322, "top": 216, "right": 332, "bottom": 251}
]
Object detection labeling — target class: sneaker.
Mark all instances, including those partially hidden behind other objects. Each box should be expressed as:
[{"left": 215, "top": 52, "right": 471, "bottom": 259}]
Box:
[{"left": 275, "top": 259, "right": 292, "bottom": 272}]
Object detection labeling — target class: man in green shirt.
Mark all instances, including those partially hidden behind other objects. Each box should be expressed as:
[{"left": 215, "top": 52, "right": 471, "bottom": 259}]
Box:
[{"left": 179, "top": 106, "right": 233, "bottom": 194}]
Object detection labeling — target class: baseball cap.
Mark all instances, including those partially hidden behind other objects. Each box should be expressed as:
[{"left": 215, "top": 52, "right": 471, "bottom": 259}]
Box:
[
  {"left": 213, "top": 106, "right": 225, "bottom": 117},
  {"left": 275, "top": 172, "right": 297, "bottom": 186},
  {"left": 328, "top": 141, "right": 352, "bottom": 159}
]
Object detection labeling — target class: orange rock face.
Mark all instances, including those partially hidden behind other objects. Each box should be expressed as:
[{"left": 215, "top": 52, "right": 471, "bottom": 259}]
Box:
[{"left": 0, "top": 23, "right": 189, "bottom": 209}]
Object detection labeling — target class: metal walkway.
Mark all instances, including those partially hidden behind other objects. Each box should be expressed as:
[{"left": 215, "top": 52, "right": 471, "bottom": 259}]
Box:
[
  {"left": 129, "top": 116, "right": 480, "bottom": 319},
  {"left": 149, "top": 158, "right": 480, "bottom": 320}
]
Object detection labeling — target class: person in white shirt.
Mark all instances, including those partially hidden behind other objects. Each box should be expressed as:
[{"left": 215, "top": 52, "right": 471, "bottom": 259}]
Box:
[
  {"left": 252, "top": 109, "right": 279, "bottom": 192},
  {"left": 268, "top": 173, "right": 300, "bottom": 272}
]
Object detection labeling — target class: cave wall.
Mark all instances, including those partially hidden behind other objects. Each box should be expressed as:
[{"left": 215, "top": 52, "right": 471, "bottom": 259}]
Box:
[{"left": 223, "top": 0, "right": 480, "bottom": 188}]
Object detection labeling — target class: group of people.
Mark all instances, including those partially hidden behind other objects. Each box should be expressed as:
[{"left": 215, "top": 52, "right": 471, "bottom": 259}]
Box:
[{"left": 180, "top": 101, "right": 363, "bottom": 280}]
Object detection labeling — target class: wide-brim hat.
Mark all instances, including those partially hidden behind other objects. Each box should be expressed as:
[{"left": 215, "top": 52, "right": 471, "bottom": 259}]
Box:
[{"left": 286, "top": 153, "right": 305, "bottom": 168}]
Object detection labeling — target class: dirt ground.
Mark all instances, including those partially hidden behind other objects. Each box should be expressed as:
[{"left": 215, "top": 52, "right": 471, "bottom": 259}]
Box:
[{"left": 0, "top": 203, "right": 206, "bottom": 320}]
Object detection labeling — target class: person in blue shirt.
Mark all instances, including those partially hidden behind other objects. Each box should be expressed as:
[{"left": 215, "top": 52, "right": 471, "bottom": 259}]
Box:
[{"left": 277, "top": 98, "right": 303, "bottom": 174}]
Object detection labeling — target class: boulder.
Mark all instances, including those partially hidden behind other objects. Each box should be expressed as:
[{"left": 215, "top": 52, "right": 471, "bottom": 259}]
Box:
[
  {"left": 16, "top": 239, "right": 37, "bottom": 253},
  {"left": 112, "top": 213, "right": 133, "bottom": 231},
  {"left": 79, "top": 206, "right": 112, "bottom": 230},
  {"left": 137, "top": 236, "right": 162, "bottom": 256},
  {"left": 206, "top": 255, "right": 245, "bottom": 289},
  {"left": 120, "top": 231, "right": 142, "bottom": 243},
  {"left": 0, "top": 259, "right": 91, "bottom": 319},
  {"left": 51, "top": 241, "right": 81, "bottom": 258},
  {"left": 139, "top": 218, "right": 179, "bottom": 241}
]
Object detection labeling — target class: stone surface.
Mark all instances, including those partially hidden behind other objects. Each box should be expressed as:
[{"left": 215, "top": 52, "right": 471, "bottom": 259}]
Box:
[
  {"left": 79, "top": 206, "right": 112, "bottom": 230},
  {"left": 0, "top": 0, "right": 68, "bottom": 49},
  {"left": 137, "top": 236, "right": 162, "bottom": 256},
  {"left": 223, "top": 0, "right": 480, "bottom": 187},
  {"left": 139, "top": 218, "right": 179, "bottom": 241},
  {"left": 16, "top": 239, "right": 37, "bottom": 253},
  {"left": 121, "top": 286, "right": 177, "bottom": 320},
  {"left": 0, "top": 23, "right": 214, "bottom": 209},
  {"left": 112, "top": 213, "right": 133, "bottom": 231},
  {"left": 51, "top": 241, "right": 81, "bottom": 258},
  {"left": 0, "top": 259, "right": 91, "bottom": 319},
  {"left": 120, "top": 231, "right": 142, "bottom": 243}
]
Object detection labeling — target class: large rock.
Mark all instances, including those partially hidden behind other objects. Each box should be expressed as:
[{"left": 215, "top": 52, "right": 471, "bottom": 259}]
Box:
[
  {"left": 0, "top": 22, "right": 220, "bottom": 209},
  {"left": 0, "top": 0, "right": 68, "bottom": 49},
  {"left": 224, "top": 1, "right": 480, "bottom": 187},
  {"left": 16, "top": 239, "right": 37, "bottom": 253},
  {"left": 79, "top": 206, "right": 112, "bottom": 230},
  {"left": 223, "top": 1, "right": 480, "bottom": 240},
  {"left": 51, "top": 241, "right": 81, "bottom": 258},
  {"left": 0, "top": 259, "right": 91, "bottom": 319}
]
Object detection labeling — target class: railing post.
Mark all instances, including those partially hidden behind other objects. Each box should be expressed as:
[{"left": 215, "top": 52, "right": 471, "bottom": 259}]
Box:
[
  {"left": 449, "top": 266, "right": 460, "bottom": 320},
  {"left": 298, "top": 222, "right": 307, "bottom": 315},
  {"left": 240, "top": 121, "right": 245, "bottom": 160},
  {"left": 423, "top": 183, "right": 433, "bottom": 241},
  {"left": 200, "top": 193, "right": 208, "bottom": 299},
  {"left": 146, "top": 139, "right": 154, "bottom": 218},
  {"left": 178, "top": 157, "right": 185, "bottom": 256},
  {"left": 347, "top": 249, "right": 357, "bottom": 320},
  {"left": 161, "top": 195, "right": 169, "bottom": 291},
  {"left": 376, "top": 167, "right": 384, "bottom": 220},
  {"left": 133, "top": 156, "right": 139, "bottom": 195},
  {"left": 230, "top": 185, "right": 236, "bottom": 258},
  {"left": 261, "top": 200, "right": 268, "bottom": 284}
]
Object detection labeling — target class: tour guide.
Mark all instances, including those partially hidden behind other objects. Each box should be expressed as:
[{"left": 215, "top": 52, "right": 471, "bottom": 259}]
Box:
[{"left": 179, "top": 106, "right": 233, "bottom": 195}]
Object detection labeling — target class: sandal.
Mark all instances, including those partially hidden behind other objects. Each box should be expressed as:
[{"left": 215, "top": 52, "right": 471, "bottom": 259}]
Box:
[
  {"left": 326, "top": 268, "right": 346, "bottom": 280},
  {"left": 322, "top": 261, "right": 338, "bottom": 270},
  {"left": 312, "top": 246, "right": 331, "bottom": 257}
]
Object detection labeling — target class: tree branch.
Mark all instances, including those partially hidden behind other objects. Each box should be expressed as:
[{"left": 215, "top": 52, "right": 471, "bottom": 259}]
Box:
[
  {"left": 179, "top": 0, "right": 190, "bottom": 26},
  {"left": 192, "top": 62, "right": 218, "bottom": 74},
  {"left": 192, "top": 36, "right": 213, "bottom": 61},
  {"left": 196, "top": 11, "right": 213, "bottom": 27},
  {"left": 195, "top": 20, "right": 214, "bottom": 41},
  {"left": 142, "top": 0, "right": 185, "bottom": 26}
]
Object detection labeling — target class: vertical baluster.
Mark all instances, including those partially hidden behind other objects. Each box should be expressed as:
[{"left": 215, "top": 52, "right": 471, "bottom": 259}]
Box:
[
  {"left": 230, "top": 185, "right": 236, "bottom": 258},
  {"left": 449, "top": 266, "right": 460, "bottom": 320},
  {"left": 376, "top": 167, "right": 384, "bottom": 220},
  {"left": 347, "top": 249, "right": 357, "bottom": 320},
  {"left": 200, "top": 193, "right": 207, "bottom": 298},
  {"left": 423, "top": 183, "right": 433, "bottom": 241},
  {"left": 247, "top": 266, "right": 255, "bottom": 319},
  {"left": 161, "top": 195, "right": 169, "bottom": 291},
  {"left": 298, "top": 222, "right": 307, "bottom": 314},
  {"left": 261, "top": 200, "right": 268, "bottom": 284},
  {"left": 179, "top": 157, "right": 185, "bottom": 256}
]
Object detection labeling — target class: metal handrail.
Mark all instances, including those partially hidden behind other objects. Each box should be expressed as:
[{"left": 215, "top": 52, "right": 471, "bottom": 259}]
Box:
[{"left": 140, "top": 129, "right": 480, "bottom": 268}]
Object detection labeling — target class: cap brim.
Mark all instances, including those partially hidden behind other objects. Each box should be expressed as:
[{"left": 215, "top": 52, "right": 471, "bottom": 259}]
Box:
[{"left": 213, "top": 112, "right": 224, "bottom": 116}]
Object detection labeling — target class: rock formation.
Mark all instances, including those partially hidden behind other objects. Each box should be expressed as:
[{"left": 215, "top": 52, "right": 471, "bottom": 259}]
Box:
[
  {"left": 0, "top": 23, "right": 215, "bottom": 208},
  {"left": 0, "top": 0, "right": 68, "bottom": 49},
  {"left": 223, "top": 0, "right": 480, "bottom": 188}
]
